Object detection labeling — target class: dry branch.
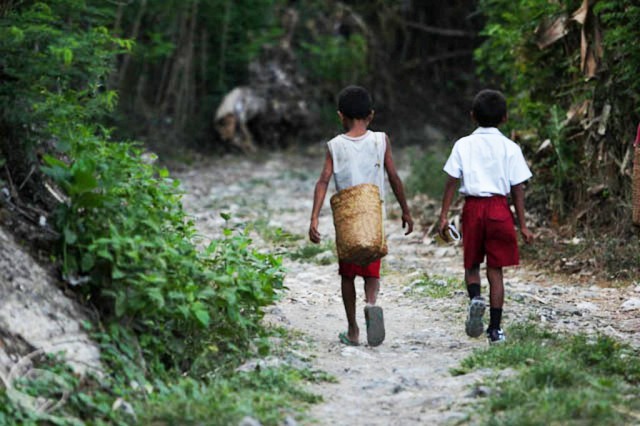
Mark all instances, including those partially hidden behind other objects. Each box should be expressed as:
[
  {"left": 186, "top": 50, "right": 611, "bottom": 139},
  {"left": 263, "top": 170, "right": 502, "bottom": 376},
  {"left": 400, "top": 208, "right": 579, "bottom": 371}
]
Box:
[{"left": 404, "top": 20, "right": 475, "bottom": 38}]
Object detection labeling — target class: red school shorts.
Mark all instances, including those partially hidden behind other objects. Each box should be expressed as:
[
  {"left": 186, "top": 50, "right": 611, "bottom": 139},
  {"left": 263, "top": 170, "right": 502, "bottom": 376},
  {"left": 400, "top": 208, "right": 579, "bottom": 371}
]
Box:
[
  {"left": 338, "top": 259, "right": 381, "bottom": 279},
  {"left": 462, "top": 196, "right": 519, "bottom": 269}
]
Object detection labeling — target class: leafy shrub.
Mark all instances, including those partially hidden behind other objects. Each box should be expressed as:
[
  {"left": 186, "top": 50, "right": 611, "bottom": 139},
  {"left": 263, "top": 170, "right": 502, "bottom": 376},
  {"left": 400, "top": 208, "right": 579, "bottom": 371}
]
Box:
[
  {"left": 3, "top": 0, "right": 285, "bottom": 371},
  {"left": 43, "top": 133, "right": 284, "bottom": 367},
  {"left": 474, "top": 0, "right": 640, "bottom": 222},
  {"left": 595, "top": 1, "right": 640, "bottom": 115},
  {"left": 301, "top": 33, "right": 368, "bottom": 89}
]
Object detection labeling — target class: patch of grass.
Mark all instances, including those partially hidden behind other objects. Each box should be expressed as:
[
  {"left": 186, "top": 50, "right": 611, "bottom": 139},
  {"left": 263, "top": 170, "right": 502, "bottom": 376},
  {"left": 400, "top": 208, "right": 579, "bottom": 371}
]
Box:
[
  {"left": 407, "top": 274, "right": 462, "bottom": 299},
  {"left": 1, "top": 327, "right": 330, "bottom": 426},
  {"left": 455, "top": 322, "right": 640, "bottom": 425},
  {"left": 251, "top": 218, "right": 304, "bottom": 247},
  {"left": 288, "top": 240, "right": 336, "bottom": 265},
  {"left": 139, "top": 366, "right": 323, "bottom": 426}
]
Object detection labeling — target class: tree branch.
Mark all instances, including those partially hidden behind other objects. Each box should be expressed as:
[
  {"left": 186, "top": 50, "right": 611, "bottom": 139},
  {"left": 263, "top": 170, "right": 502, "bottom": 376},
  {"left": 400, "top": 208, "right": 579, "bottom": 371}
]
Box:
[{"left": 405, "top": 21, "right": 475, "bottom": 38}]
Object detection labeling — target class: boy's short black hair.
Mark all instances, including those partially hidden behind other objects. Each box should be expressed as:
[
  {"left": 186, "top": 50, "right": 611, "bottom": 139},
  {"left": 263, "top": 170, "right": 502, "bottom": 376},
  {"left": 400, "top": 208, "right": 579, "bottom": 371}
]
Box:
[
  {"left": 338, "top": 85, "right": 373, "bottom": 119},
  {"left": 472, "top": 89, "right": 507, "bottom": 127}
]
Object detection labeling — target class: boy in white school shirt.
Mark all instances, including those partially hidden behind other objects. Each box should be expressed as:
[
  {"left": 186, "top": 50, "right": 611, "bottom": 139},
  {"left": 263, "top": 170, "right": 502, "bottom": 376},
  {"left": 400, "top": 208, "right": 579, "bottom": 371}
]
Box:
[{"left": 438, "top": 89, "right": 534, "bottom": 344}]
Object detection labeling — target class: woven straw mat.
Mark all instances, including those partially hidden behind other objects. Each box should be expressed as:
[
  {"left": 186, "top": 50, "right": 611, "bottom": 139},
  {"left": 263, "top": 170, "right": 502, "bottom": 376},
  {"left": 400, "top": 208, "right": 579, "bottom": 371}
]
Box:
[{"left": 330, "top": 183, "right": 387, "bottom": 265}]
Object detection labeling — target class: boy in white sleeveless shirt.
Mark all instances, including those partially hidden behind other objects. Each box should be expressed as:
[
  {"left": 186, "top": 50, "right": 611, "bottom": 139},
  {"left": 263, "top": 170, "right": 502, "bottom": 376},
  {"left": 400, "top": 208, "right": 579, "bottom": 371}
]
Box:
[
  {"left": 438, "top": 89, "right": 534, "bottom": 344},
  {"left": 309, "top": 86, "right": 413, "bottom": 346}
]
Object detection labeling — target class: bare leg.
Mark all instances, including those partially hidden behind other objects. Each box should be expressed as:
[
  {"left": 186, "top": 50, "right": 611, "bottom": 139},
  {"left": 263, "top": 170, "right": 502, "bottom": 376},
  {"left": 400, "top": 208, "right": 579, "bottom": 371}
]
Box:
[
  {"left": 486, "top": 267, "right": 504, "bottom": 308},
  {"left": 465, "top": 264, "right": 481, "bottom": 294},
  {"left": 341, "top": 276, "right": 359, "bottom": 342},
  {"left": 364, "top": 277, "right": 379, "bottom": 305}
]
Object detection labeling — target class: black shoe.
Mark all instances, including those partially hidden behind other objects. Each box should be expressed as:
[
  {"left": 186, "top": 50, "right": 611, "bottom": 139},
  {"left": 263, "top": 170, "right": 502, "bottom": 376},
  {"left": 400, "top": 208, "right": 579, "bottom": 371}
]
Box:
[{"left": 487, "top": 328, "right": 506, "bottom": 345}]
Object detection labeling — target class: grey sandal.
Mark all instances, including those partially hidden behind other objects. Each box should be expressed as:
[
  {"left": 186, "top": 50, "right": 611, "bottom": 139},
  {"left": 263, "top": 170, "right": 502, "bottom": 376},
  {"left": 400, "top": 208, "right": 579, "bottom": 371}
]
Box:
[{"left": 364, "top": 304, "right": 385, "bottom": 346}]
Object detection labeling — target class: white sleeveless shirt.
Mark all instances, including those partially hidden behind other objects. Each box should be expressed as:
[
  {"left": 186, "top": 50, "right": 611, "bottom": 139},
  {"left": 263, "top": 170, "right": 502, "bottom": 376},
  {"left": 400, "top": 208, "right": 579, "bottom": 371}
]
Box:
[{"left": 327, "top": 130, "right": 387, "bottom": 201}]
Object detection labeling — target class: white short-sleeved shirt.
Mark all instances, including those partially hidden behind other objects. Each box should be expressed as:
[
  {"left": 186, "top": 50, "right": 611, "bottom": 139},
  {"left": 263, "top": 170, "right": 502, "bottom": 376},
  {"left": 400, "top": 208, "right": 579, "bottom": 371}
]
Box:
[
  {"left": 327, "top": 130, "right": 387, "bottom": 201},
  {"left": 443, "top": 127, "right": 532, "bottom": 196}
]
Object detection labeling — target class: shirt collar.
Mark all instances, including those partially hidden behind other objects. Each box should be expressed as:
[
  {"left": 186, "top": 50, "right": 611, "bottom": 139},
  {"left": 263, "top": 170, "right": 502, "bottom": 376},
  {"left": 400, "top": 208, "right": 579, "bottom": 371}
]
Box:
[{"left": 472, "top": 127, "right": 503, "bottom": 135}]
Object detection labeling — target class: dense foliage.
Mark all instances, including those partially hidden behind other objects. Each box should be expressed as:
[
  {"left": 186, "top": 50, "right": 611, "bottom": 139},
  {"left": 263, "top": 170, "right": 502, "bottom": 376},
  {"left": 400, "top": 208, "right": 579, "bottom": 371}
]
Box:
[
  {"left": 475, "top": 0, "right": 640, "bottom": 227},
  {"left": 111, "top": 0, "right": 284, "bottom": 147},
  {"left": 0, "top": 1, "right": 300, "bottom": 423}
]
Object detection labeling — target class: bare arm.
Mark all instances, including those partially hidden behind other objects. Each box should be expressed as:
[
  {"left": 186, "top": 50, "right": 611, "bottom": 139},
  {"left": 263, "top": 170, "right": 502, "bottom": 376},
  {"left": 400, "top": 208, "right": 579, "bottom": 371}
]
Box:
[
  {"left": 510, "top": 183, "right": 534, "bottom": 244},
  {"left": 438, "top": 175, "right": 459, "bottom": 236},
  {"left": 384, "top": 135, "right": 413, "bottom": 235},
  {"left": 309, "top": 150, "right": 333, "bottom": 243}
]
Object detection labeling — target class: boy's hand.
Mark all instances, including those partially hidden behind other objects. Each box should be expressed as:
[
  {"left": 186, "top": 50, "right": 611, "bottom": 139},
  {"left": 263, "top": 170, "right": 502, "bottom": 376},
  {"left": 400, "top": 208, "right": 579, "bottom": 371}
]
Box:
[
  {"left": 309, "top": 218, "right": 321, "bottom": 243},
  {"left": 402, "top": 212, "right": 414, "bottom": 235},
  {"left": 520, "top": 227, "right": 534, "bottom": 244},
  {"left": 438, "top": 216, "right": 449, "bottom": 238}
]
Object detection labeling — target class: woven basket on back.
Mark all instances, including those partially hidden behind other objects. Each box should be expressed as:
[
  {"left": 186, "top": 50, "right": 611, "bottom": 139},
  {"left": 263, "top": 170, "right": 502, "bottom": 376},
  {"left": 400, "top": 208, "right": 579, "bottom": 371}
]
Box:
[
  {"left": 633, "top": 148, "right": 640, "bottom": 225},
  {"left": 330, "top": 183, "right": 387, "bottom": 265}
]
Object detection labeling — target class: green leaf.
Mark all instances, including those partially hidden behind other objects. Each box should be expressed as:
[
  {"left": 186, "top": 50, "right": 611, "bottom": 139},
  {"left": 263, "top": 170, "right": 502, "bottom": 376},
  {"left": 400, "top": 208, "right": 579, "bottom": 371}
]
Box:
[
  {"left": 81, "top": 253, "right": 95, "bottom": 271},
  {"left": 147, "top": 287, "right": 165, "bottom": 308},
  {"left": 42, "top": 154, "right": 68, "bottom": 168},
  {"left": 64, "top": 227, "right": 77, "bottom": 244},
  {"left": 63, "top": 48, "right": 73, "bottom": 66},
  {"left": 72, "top": 169, "right": 98, "bottom": 193},
  {"left": 193, "top": 308, "right": 210, "bottom": 327}
]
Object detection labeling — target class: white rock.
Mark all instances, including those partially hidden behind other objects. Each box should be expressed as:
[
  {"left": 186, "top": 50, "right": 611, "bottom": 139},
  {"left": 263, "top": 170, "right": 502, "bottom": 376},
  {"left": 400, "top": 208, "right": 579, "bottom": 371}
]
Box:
[
  {"left": 341, "top": 346, "right": 376, "bottom": 359},
  {"left": 576, "top": 302, "right": 599, "bottom": 312},
  {"left": 238, "top": 416, "right": 262, "bottom": 426},
  {"left": 621, "top": 298, "right": 640, "bottom": 312}
]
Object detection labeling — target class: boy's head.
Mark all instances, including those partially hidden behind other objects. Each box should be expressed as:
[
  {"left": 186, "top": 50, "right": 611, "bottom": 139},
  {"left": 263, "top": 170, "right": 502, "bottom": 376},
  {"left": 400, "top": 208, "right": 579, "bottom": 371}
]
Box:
[
  {"left": 471, "top": 89, "right": 507, "bottom": 127},
  {"left": 337, "top": 85, "right": 373, "bottom": 120}
]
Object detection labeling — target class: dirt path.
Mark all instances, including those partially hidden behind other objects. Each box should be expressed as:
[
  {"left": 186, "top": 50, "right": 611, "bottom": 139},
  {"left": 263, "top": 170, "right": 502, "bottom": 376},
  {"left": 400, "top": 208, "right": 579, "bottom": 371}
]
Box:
[{"left": 175, "top": 148, "right": 640, "bottom": 425}]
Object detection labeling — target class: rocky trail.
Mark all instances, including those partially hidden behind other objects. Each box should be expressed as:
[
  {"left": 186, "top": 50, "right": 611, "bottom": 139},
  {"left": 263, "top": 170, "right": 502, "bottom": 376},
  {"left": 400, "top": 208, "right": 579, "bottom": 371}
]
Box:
[{"left": 175, "top": 147, "right": 640, "bottom": 425}]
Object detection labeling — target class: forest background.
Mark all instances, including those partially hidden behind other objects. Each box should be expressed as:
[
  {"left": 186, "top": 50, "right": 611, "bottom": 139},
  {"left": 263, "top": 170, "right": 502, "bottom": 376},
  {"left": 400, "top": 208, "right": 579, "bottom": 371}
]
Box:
[{"left": 0, "top": 0, "right": 639, "bottom": 424}]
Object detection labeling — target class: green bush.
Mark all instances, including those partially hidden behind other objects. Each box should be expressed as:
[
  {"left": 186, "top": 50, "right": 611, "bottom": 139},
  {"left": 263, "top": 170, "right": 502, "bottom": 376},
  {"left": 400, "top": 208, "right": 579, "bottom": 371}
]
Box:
[
  {"left": 301, "top": 33, "right": 368, "bottom": 90},
  {"left": 2, "top": 0, "right": 285, "bottom": 372},
  {"left": 43, "top": 134, "right": 284, "bottom": 367},
  {"left": 474, "top": 0, "right": 640, "bottom": 221}
]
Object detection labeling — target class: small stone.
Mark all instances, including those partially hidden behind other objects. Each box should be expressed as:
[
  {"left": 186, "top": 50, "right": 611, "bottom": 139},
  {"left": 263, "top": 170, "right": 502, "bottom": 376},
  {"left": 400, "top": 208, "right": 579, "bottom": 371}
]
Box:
[
  {"left": 283, "top": 416, "right": 298, "bottom": 426},
  {"left": 112, "top": 398, "right": 136, "bottom": 419},
  {"left": 238, "top": 416, "right": 262, "bottom": 426},
  {"left": 620, "top": 298, "right": 640, "bottom": 312},
  {"left": 341, "top": 346, "right": 375, "bottom": 359},
  {"left": 576, "top": 301, "right": 599, "bottom": 312},
  {"left": 468, "top": 385, "right": 492, "bottom": 398}
]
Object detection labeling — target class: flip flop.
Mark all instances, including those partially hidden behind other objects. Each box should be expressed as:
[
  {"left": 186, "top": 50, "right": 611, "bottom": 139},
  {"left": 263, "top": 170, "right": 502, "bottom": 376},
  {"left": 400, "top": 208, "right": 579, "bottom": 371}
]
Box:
[
  {"left": 338, "top": 332, "right": 359, "bottom": 346},
  {"left": 364, "top": 305, "right": 385, "bottom": 346}
]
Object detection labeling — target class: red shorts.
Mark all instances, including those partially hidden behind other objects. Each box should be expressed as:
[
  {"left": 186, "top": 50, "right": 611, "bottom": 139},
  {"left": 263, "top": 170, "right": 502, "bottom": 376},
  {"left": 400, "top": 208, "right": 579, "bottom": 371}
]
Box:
[
  {"left": 339, "top": 259, "right": 381, "bottom": 278},
  {"left": 462, "top": 196, "right": 519, "bottom": 269}
]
